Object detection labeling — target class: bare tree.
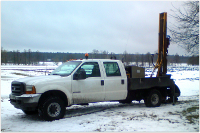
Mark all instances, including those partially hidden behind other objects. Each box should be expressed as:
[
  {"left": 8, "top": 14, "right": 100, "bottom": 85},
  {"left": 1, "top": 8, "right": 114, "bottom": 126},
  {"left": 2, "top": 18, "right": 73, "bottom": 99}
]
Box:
[
  {"left": 53, "top": 55, "right": 60, "bottom": 65},
  {"left": 141, "top": 54, "right": 144, "bottom": 66},
  {"left": 16, "top": 50, "right": 20, "bottom": 65},
  {"left": 174, "top": 53, "right": 180, "bottom": 63},
  {"left": 110, "top": 52, "right": 116, "bottom": 59},
  {"left": 91, "top": 49, "right": 99, "bottom": 59},
  {"left": 67, "top": 53, "right": 74, "bottom": 60},
  {"left": 23, "top": 49, "right": 27, "bottom": 65},
  {"left": 1, "top": 47, "right": 7, "bottom": 65},
  {"left": 62, "top": 54, "right": 68, "bottom": 63},
  {"left": 28, "top": 49, "right": 32, "bottom": 65},
  {"left": 35, "top": 50, "right": 40, "bottom": 65},
  {"left": 169, "top": 1, "right": 199, "bottom": 55},
  {"left": 13, "top": 50, "right": 17, "bottom": 64},
  {"left": 123, "top": 50, "right": 131, "bottom": 65},
  {"left": 135, "top": 52, "right": 140, "bottom": 66},
  {"left": 187, "top": 55, "right": 199, "bottom": 65},
  {"left": 101, "top": 50, "right": 109, "bottom": 59},
  {"left": 145, "top": 52, "right": 151, "bottom": 67}
]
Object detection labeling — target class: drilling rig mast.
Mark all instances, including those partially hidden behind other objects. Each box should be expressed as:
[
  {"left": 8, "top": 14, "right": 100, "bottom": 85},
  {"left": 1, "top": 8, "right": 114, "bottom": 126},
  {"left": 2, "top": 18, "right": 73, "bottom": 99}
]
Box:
[{"left": 151, "top": 12, "right": 170, "bottom": 77}]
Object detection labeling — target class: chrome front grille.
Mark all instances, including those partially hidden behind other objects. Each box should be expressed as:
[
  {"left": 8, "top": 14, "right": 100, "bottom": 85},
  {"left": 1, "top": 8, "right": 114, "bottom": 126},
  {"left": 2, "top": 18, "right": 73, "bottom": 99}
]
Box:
[{"left": 11, "top": 81, "right": 25, "bottom": 95}]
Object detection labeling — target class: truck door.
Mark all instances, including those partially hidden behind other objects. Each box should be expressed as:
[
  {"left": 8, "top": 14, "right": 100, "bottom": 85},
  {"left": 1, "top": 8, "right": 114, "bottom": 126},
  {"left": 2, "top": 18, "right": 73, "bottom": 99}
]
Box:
[
  {"left": 72, "top": 61, "right": 105, "bottom": 104},
  {"left": 103, "top": 61, "right": 127, "bottom": 101}
]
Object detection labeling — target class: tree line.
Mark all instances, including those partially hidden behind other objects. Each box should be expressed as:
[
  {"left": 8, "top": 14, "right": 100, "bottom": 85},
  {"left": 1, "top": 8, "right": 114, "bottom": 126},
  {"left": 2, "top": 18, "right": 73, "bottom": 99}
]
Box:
[{"left": 1, "top": 48, "right": 198, "bottom": 66}]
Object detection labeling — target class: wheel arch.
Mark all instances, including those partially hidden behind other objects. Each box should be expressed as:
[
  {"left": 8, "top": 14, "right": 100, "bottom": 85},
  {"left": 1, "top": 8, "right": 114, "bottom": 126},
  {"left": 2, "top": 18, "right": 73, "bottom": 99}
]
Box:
[
  {"left": 38, "top": 90, "right": 68, "bottom": 107},
  {"left": 144, "top": 86, "right": 168, "bottom": 95}
]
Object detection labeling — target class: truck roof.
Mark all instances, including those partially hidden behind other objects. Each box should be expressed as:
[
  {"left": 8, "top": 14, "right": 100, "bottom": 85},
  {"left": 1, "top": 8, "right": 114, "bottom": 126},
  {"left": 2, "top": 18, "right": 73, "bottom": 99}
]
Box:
[{"left": 70, "top": 59, "right": 121, "bottom": 62}]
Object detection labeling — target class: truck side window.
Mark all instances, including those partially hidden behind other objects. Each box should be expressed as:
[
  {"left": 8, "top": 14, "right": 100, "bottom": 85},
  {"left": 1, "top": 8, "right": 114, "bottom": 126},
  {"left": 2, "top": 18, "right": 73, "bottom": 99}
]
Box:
[
  {"left": 78, "top": 62, "right": 101, "bottom": 78},
  {"left": 103, "top": 62, "right": 121, "bottom": 76}
]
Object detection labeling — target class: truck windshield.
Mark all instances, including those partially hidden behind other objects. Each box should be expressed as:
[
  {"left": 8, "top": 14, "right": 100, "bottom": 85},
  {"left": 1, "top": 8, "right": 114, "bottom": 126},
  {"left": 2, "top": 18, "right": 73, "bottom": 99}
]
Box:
[{"left": 50, "top": 61, "right": 82, "bottom": 76}]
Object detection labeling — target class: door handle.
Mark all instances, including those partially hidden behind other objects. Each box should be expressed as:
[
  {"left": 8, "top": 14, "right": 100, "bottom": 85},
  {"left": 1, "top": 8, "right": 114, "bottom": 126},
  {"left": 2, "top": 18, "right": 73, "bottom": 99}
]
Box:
[
  {"left": 101, "top": 80, "right": 104, "bottom": 86},
  {"left": 121, "top": 79, "right": 124, "bottom": 84}
]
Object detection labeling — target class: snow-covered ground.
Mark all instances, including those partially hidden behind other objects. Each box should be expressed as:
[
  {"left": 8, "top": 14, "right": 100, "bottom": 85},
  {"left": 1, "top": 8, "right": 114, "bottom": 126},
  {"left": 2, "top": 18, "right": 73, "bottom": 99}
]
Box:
[{"left": 1, "top": 63, "right": 199, "bottom": 132}]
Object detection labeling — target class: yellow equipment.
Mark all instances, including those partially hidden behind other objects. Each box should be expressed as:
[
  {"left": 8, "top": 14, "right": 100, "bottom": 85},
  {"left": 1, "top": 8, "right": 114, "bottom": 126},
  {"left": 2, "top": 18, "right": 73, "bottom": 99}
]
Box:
[{"left": 151, "top": 12, "right": 170, "bottom": 77}]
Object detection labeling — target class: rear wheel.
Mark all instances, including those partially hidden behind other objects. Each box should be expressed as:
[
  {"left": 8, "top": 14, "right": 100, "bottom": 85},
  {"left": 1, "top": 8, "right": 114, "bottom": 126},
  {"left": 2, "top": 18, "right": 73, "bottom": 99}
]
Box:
[
  {"left": 145, "top": 89, "right": 162, "bottom": 107},
  {"left": 38, "top": 97, "right": 65, "bottom": 121}
]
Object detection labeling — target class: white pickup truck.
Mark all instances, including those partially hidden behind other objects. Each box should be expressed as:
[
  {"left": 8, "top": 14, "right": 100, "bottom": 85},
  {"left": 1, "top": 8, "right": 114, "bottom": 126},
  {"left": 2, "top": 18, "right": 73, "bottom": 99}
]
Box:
[{"left": 9, "top": 59, "right": 180, "bottom": 121}]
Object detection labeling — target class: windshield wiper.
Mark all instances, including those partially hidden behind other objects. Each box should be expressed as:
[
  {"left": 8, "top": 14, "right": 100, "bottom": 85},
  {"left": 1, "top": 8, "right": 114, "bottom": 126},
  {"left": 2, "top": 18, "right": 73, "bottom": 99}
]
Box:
[
  {"left": 51, "top": 73, "right": 69, "bottom": 76},
  {"left": 52, "top": 74, "right": 60, "bottom": 75}
]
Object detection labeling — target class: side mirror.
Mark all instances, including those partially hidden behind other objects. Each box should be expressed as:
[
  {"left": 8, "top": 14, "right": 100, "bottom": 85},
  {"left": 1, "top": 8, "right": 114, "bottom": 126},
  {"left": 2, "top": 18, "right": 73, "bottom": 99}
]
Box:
[{"left": 73, "top": 69, "right": 86, "bottom": 80}]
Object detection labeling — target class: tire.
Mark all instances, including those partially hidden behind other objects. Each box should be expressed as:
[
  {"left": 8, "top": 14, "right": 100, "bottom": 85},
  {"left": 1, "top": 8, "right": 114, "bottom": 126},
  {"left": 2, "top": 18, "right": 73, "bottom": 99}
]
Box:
[
  {"left": 22, "top": 110, "right": 38, "bottom": 115},
  {"left": 145, "top": 89, "right": 162, "bottom": 107},
  {"left": 38, "top": 97, "right": 65, "bottom": 121}
]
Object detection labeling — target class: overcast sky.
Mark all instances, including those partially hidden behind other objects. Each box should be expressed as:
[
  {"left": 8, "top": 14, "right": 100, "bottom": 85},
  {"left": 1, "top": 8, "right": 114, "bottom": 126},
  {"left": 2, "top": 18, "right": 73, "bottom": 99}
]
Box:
[{"left": 1, "top": 1, "right": 187, "bottom": 55}]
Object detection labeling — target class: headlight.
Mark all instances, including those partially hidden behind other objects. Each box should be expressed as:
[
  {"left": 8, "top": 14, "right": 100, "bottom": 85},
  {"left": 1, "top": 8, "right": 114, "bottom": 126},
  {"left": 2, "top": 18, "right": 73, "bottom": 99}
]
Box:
[{"left": 25, "top": 85, "right": 36, "bottom": 94}]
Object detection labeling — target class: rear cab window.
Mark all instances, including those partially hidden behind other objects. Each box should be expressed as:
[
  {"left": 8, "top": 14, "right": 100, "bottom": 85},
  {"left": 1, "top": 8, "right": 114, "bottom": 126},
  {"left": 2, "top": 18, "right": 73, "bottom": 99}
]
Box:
[{"left": 103, "top": 62, "right": 121, "bottom": 76}]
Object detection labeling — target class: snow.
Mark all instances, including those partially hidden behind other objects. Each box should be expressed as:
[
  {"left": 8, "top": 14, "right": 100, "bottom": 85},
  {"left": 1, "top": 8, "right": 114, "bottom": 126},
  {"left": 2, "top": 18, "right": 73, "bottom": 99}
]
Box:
[{"left": 1, "top": 64, "right": 199, "bottom": 132}]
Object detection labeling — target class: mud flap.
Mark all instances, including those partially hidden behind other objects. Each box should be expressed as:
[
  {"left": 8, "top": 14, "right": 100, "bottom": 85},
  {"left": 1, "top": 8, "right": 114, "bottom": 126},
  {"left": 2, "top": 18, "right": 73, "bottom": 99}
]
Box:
[{"left": 170, "top": 83, "right": 180, "bottom": 105}]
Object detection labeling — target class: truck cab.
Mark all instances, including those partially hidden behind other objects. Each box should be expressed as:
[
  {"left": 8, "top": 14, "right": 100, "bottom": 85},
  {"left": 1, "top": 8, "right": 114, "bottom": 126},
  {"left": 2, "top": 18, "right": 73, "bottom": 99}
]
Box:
[
  {"left": 70, "top": 59, "right": 127, "bottom": 104},
  {"left": 9, "top": 59, "right": 128, "bottom": 121}
]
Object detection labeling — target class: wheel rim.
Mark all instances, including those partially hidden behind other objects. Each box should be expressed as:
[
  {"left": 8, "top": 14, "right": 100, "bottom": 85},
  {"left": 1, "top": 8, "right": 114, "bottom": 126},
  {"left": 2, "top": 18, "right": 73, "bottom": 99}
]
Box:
[
  {"left": 47, "top": 102, "right": 61, "bottom": 117},
  {"left": 151, "top": 94, "right": 159, "bottom": 105}
]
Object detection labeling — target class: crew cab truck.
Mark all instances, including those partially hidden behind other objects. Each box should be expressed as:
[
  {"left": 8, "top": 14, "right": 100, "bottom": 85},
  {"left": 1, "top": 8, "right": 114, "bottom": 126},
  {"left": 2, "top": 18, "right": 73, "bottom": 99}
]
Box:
[{"left": 9, "top": 59, "right": 180, "bottom": 121}]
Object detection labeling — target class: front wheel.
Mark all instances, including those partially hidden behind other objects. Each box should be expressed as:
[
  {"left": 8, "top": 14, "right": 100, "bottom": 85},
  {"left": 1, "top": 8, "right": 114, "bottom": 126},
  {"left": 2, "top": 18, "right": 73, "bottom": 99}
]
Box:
[
  {"left": 145, "top": 89, "right": 162, "bottom": 107},
  {"left": 38, "top": 97, "right": 65, "bottom": 121}
]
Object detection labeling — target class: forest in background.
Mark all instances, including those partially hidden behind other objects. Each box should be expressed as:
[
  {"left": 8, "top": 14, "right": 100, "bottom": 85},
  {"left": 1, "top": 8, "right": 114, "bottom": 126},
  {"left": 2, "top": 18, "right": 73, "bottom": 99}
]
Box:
[{"left": 1, "top": 48, "right": 199, "bottom": 66}]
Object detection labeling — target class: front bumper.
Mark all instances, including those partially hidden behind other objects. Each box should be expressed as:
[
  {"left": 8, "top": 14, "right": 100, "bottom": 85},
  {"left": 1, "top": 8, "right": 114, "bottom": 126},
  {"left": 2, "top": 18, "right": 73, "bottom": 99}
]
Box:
[{"left": 9, "top": 93, "right": 41, "bottom": 111}]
